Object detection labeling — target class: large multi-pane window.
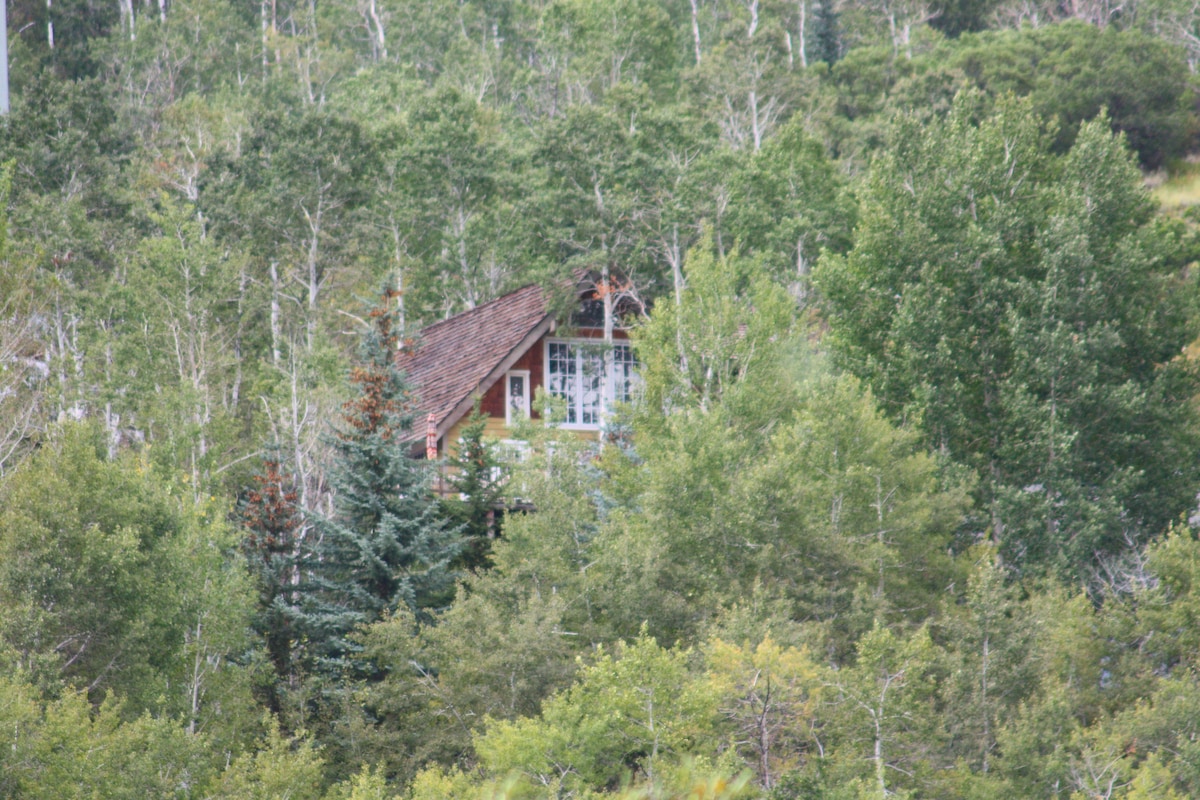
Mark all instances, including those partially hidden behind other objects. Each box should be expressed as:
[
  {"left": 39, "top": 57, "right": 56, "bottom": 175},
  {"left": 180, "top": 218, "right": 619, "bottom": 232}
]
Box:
[{"left": 545, "top": 339, "right": 635, "bottom": 428}]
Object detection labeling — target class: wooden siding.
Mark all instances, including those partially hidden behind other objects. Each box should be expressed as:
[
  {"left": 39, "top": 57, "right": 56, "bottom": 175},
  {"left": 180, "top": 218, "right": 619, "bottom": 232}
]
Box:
[
  {"left": 437, "top": 326, "right": 622, "bottom": 458},
  {"left": 443, "top": 414, "right": 512, "bottom": 459}
]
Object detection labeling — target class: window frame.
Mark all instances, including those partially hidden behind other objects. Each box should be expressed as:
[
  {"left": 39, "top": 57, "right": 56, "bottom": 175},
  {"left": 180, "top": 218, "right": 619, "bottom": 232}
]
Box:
[
  {"left": 505, "top": 369, "right": 531, "bottom": 427},
  {"left": 543, "top": 336, "right": 635, "bottom": 430}
]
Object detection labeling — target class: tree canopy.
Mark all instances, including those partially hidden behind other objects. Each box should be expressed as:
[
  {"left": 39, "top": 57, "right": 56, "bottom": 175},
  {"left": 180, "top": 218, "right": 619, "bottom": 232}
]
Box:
[{"left": 6, "top": 0, "right": 1200, "bottom": 796}]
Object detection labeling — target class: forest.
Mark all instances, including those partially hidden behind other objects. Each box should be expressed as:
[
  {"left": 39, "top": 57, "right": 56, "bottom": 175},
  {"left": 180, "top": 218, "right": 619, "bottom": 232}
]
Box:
[{"left": 6, "top": 0, "right": 1200, "bottom": 796}]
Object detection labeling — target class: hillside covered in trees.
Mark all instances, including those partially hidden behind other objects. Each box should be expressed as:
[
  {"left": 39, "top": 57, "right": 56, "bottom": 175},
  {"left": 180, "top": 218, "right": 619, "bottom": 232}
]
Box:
[{"left": 8, "top": 0, "right": 1200, "bottom": 797}]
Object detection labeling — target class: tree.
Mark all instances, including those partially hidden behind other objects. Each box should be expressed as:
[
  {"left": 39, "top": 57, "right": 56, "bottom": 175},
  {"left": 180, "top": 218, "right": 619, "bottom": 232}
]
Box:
[
  {"left": 634, "top": 232, "right": 796, "bottom": 419},
  {"left": 938, "top": 546, "right": 1037, "bottom": 774},
  {"left": 816, "top": 95, "right": 1200, "bottom": 576},
  {"left": 299, "top": 284, "right": 461, "bottom": 673},
  {"left": 440, "top": 407, "right": 505, "bottom": 573},
  {"left": 0, "top": 422, "right": 256, "bottom": 721},
  {"left": 706, "top": 635, "right": 825, "bottom": 790},
  {"left": 955, "top": 24, "right": 1197, "bottom": 170},
  {"left": 622, "top": 238, "right": 970, "bottom": 652},
  {"left": 212, "top": 721, "right": 326, "bottom": 800},
  {"left": 0, "top": 163, "right": 44, "bottom": 478},
  {"left": 200, "top": 108, "right": 377, "bottom": 353},
  {"left": 240, "top": 447, "right": 306, "bottom": 710},
  {"left": 474, "top": 632, "right": 721, "bottom": 795},
  {"left": 2, "top": 682, "right": 217, "bottom": 800},
  {"left": 108, "top": 194, "right": 247, "bottom": 490},
  {"left": 929, "top": 0, "right": 1000, "bottom": 36},
  {"left": 809, "top": 0, "right": 841, "bottom": 65},
  {"left": 827, "top": 623, "right": 942, "bottom": 798},
  {"left": 715, "top": 116, "right": 855, "bottom": 296},
  {"left": 381, "top": 89, "right": 527, "bottom": 317}
]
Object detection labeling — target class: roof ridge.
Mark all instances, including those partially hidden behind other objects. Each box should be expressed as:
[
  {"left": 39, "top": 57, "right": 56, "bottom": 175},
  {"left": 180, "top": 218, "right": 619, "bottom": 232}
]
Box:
[
  {"left": 413, "top": 283, "right": 546, "bottom": 335},
  {"left": 396, "top": 280, "right": 557, "bottom": 445}
]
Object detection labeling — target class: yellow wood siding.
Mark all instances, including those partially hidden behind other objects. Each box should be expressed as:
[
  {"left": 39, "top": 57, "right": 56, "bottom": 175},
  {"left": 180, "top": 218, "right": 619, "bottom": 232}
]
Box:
[{"left": 442, "top": 413, "right": 598, "bottom": 459}]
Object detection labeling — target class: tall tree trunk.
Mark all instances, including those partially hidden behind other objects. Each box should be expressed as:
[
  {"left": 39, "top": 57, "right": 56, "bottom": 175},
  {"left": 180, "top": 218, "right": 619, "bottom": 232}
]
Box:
[
  {"left": 367, "top": 0, "right": 387, "bottom": 60},
  {"left": 671, "top": 224, "right": 689, "bottom": 378},
  {"left": 301, "top": 200, "right": 323, "bottom": 352},
  {"left": 261, "top": 0, "right": 270, "bottom": 79},
  {"left": 798, "top": 0, "right": 807, "bottom": 67},
  {"left": 689, "top": 0, "right": 702, "bottom": 63},
  {"left": 119, "top": 0, "right": 135, "bottom": 41},
  {"left": 749, "top": 89, "right": 762, "bottom": 151},
  {"left": 269, "top": 261, "right": 282, "bottom": 366},
  {"left": 389, "top": 214, "right": 406, "bottom": 331},
  {"left": 231, "top": 266, "right": 246, "bottom": 410},
  {"left": 981, "top": 632, "right": 991, "bottom": 772},
  {"left": 104, "top": 340, "right": 118, "bottom": 458},
  {"left": 874, "top": 708, "right": 886, "bottom": 799}
]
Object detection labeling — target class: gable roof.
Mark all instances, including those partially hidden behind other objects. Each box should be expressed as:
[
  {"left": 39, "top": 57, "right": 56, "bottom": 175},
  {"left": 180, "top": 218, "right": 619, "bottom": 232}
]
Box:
[{"left": 398, "top": 283, "right": 554, "bottom": 442}]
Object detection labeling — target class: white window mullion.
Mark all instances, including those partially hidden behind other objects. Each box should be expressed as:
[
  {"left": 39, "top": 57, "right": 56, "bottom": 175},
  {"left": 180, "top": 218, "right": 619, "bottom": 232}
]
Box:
[
  {"left": 545, "top": 338, "right": 636, "bottom": 430},
  {"left": 506, "top": 370, "right": 530, "bottom": 426},
  {"left": 574, "top": 347, "right": 583, "bottom": 424}
]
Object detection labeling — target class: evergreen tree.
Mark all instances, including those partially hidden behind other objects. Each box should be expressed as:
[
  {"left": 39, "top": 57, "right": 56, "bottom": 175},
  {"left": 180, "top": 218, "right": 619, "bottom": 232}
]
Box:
[
  {"left": 301, "top": 284, "right": 462, "bottom": 673},
  {"left": 810, "top": 0, "right": 842, "bottom": 66},
  {"left": 239, "top": 447, "right": 305, "bottom": 710},
  {"left": 441, "top": 407, "right": 504, "bottom": 573}
]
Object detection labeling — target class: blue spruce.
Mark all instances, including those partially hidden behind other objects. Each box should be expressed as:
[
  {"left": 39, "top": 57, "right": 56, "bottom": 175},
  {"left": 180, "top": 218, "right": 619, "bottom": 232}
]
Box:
[{"left": 302, "top": 284, "right": 462, "bottom": 674}]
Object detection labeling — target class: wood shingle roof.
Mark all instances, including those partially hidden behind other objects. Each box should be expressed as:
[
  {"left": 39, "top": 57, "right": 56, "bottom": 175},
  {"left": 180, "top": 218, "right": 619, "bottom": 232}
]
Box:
[{"left": 397, "top": 283, "right": 553, "bottom": 442}]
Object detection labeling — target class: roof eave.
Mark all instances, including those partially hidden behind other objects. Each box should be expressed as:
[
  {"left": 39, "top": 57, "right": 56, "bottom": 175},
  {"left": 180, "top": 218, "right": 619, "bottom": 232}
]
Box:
[{"left": 434, "top": 312, "right": 556, "bottom": 442}]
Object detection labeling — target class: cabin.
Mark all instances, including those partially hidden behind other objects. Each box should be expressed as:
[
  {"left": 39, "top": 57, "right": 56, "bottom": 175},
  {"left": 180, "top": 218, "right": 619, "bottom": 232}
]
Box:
[{"left": 397, "top": 277, "right": 639, "bottom": 460}]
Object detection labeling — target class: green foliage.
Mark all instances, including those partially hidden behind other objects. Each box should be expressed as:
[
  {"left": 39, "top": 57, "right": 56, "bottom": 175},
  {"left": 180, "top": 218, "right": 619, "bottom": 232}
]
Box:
[
  {"left": 382, "top": 88, "right": 530, "bottom": 312},
  {"left": 959, "top": 24, "right": 1196, "bottom": 169},
  {"left": 929, "top": 0, "right": 1001, "bottom": 37},
  {"left": 818, "top": 95, "right": 1200, "bottom": 576},
  {"left": 475, "top": 633, "right": 721, "bottom": 795},
  {"left": 325, "top": 765, "right": 401, "bottom": 800},
  {"left": 356, "top": 592, "right": 577, "bottom": 780},
  {"left": 301, "top": 286, "right": 461, "bottom": 673},
  {"left": 0, "top": 677, "right": 217, "bottom": 799},
  {"left": 9, "top": 0, "right": 1200, "bottom": 795},
  {"left": 240, "top": 447, "right": 306, "bottom": 709},
  {"left": 635, "top": 234, "right": 797, "bottom": 419},
  {"left": 706, "top": 636, "right": 826, "bottom": 790},
  {"left": 628, "top": 246, "right": 968, "bottom": 650},
  {"left": 0, "top": 423, "right": 256, "bottom": 722},
  {"left": 826, "top": 623, "right": 942, "bottom": 798},
  {"left": 109, "top": 194, "right": 249, "bottom": 489},
  {"left": 711, "top": 120, "right": 855, "bottom": 293},
  {"left": 810, "top": 0, "right": 842, "bottom": 65},
  {"left": 539, "top": 0, "right": 679, "bottom": 102},
  {"left": 215, "top": 720, "right": 326, "bottom": 800},
  {"left": 937, "top": 546, "right": 1038, "bottom": 773},
  {"left": 441, "top": 407, "right": 505, "bottom": 572},
  {"left": 824, "top": 23, "right": 1197, "bottom": 169}
]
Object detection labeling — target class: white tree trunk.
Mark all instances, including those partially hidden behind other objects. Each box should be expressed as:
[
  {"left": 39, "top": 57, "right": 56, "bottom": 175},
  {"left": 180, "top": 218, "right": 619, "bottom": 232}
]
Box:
[{"left": 689, "top": 0, "right": 703, "bottom": 63}]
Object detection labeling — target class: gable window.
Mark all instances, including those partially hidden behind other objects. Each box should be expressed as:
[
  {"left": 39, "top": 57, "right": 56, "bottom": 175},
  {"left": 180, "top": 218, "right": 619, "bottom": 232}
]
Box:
[
  {"left": 545, "top": 339, "right": 636, "bottom": 429},
  {"left": 505, "top": 370, "right": 530, "bottom": 426}
]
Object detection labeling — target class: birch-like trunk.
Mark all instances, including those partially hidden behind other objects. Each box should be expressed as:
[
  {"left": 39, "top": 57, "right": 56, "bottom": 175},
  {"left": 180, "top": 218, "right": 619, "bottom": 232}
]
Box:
[
  {"left": 689, "top": 0, "right": 703, "bottom": 63},
  {"left": 366, "top": 0, "right": 387, "bottom": 60},
  {"left": 269, "top": 261, "right": 282, "bottom": 366},
  {"left": 798, "top": 0, "right": 807, "bottom": 67},
  {"left": 671, "top": 224, "right": 689, "bottom": 379}
]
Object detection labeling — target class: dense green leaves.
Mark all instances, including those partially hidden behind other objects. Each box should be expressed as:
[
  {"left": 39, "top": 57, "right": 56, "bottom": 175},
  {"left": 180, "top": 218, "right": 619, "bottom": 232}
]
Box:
[
  {"left": 818, "top": 96, "right": 1200, "bottom": 576},
  {"left": 300, "top": 288, "right": 461, "bottom": 673},
  {"left": 0, "top": 424, "right": 255, "bottom": 716},
  {"left": 6, "top": 0, "right": 1200, "bottom": 796}
]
